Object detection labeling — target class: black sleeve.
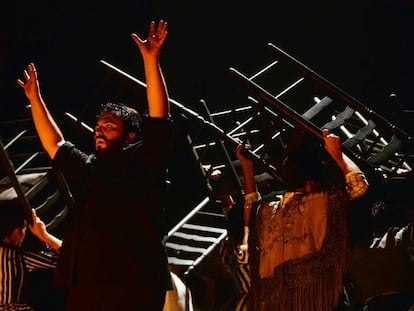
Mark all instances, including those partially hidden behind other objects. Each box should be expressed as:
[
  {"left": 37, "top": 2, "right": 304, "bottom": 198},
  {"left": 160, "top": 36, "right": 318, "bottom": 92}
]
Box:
[
  {"left": 53, "top": 141, "right": 91, "bottom": 186},
  {"left": 142, "top": 117, "right": 173, "bottom": 171}
]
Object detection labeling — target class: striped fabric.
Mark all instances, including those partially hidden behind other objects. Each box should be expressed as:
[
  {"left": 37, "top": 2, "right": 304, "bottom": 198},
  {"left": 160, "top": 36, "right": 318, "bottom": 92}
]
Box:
[
  {"left": 219, "top": 239, "right": 250, "bottom": 311},
  {"left": 0, "top": 246, "right": 57, "bottom": 307},
  {"left": 231, "top": 246, "right": 250, "bottom": 296}
]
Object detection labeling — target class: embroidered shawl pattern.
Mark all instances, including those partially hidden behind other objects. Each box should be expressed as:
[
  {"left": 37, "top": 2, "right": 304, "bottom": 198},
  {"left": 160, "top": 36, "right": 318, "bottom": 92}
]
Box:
[{"left": 249, "top": 187, "right": 349, "bottom": 311}]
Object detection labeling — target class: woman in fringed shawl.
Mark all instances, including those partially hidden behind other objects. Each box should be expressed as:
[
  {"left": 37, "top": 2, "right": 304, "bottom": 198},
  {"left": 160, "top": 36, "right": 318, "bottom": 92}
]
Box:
[{"left": 236, "top": 129, "right": 369, "bottom": 311}]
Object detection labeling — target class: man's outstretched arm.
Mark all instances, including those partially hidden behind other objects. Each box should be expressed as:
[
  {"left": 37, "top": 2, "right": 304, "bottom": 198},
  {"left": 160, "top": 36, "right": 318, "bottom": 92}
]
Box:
[
  {"left": 131, "top": 20, "right": 169, "bottom": 119},
  {"left": 17, "top": 63, "right": 65, "bottom": 159}
]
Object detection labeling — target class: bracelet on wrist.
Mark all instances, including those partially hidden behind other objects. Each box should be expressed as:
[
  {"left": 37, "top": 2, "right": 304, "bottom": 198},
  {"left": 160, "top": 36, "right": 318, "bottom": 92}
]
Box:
[{"left": 244, "top": 191, "right": 261, "bottom": 207}]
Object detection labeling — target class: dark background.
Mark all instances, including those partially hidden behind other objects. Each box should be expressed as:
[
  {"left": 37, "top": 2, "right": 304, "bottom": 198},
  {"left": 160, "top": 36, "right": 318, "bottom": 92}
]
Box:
[
  {"left": 2, "top": 5, "right": 414, "bottom": 305},
  {"left": 1, "top": 0, "right": 414, "bottom": 227},
  {"left": 1, "top": 0, "right": 414, "bottom": 120}
]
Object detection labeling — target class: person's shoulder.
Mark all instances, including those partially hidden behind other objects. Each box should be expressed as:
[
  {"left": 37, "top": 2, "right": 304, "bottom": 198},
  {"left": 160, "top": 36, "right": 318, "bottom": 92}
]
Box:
[
  {"left": 0, "top": 244, "right": 20, "bottom": 253},
  {"left": 54, "top": 141, "right": 94, "bottom": 169},
  {"left": 56, "top": 141, "right": 89, "bottom": 157},
  {"left": 58, "top": 141, "right": 75, "bottom": 150}
]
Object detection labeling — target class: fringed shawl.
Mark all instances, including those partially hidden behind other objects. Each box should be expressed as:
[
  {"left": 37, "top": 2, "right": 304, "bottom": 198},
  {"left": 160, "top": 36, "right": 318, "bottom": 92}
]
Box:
[{"left": 249, "top": 187, "right": 349, "bottom": 311}]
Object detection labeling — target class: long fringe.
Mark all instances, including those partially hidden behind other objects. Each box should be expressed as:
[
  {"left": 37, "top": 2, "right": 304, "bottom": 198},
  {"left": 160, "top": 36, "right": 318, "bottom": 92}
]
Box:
[{"left": 249, "top": 187, "right": 349, "bottom": 311}]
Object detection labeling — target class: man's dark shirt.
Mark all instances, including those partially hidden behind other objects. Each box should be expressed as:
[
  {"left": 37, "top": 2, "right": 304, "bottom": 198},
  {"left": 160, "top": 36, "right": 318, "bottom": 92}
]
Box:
[{"left": 52, "top": 117, "right": 172, "bottom": 293}]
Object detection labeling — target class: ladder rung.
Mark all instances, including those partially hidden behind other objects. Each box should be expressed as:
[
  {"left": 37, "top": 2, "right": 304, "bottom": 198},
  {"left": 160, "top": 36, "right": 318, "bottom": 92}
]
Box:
[
  {"left": 196, "top": 211, "right": 225, "bottom": 218},
  {"left": 322, "top": 106, "right": 355, "bottom": 130},
  {"left": 182, "top": 223, "right": 227, "bottom": 234},
  {"left": 4, "top": 130, "right": 28, "bottom": 150},
  {"left": 342, "top": 120, "right": 376, "bottom": 149},
  {"left": 167, "top": 257, "right": 195, "bottom": 266},
  {"left": 302, "top": 96, "right": 333, "bottom": 120},
  {"left": 368, "top": 135, "right": 402, "bottom": 164},
  {"left": 170, "top": 232, "right": 223, "bottom": 243},
  {"left": 165, "top": 242, "right": 207, "bottom": 254}
]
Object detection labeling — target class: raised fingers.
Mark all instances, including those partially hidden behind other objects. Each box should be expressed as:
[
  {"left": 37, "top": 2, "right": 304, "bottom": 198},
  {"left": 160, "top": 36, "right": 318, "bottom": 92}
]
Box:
[{"left": 151, "top": 20, "right": 168, "bottom": 45}]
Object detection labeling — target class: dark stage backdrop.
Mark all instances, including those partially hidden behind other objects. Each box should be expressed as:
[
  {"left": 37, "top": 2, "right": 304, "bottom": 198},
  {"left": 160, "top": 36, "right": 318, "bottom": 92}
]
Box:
[
  {"left": 1, "top": 0, "right": 413, "bottom": 119},
  {"left": 1, "top": 0, "right": 413, "bottom": 229}
]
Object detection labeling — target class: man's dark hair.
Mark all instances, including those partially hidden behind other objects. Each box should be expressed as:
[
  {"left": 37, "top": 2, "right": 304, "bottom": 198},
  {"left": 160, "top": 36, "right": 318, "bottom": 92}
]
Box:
[
  {"left": 0, "top": 206, "right": 26, "bottom": 243},
  {"left": 96, "top": 102, "right": 142, "bottom": 141}
]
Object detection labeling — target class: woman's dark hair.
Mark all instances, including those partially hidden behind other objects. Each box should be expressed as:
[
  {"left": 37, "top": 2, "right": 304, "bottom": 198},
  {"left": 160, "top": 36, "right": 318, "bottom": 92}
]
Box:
[
  {"left": 226, "top": 201, "right": 244, "bottom": 247},
  {"left": 0, "top": 206, "right": 26, "bottom": 243},
  {"left": 97, "top": 102, "right": 142, "bottom": 141},
  {"left": 281, "top": 129, "right": 345, "bottom": 191}
]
